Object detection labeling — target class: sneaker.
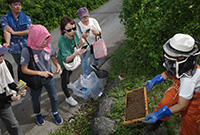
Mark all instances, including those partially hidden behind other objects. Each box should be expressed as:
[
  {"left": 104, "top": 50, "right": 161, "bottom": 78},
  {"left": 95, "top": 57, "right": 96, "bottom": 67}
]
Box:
[
  {"left": 36, "top": 114, "right": 45, "bottom": 126},
  {"left": 143, "top": 120, "right": 162, "bottom": 132},
  {"left": 53, "top": 113, "right": 63, "bottom": 125},
  {"left": 65, "top": 96, "right": 78, "bottom": 106},
  {"left": 90, "top": 64, "right": 99, "bottom": 71}
]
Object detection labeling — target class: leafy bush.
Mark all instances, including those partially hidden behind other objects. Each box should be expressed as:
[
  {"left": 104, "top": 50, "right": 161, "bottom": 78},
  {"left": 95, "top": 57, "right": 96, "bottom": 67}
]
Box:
[
  {"left": 119, "top": 0, "right": 200, "bottom": 73},
  {"left": 108, "top": 1, "right": 200, "bottom": 133},
  {"left": 0, "top": 0, "right": 109, "bottom": 43}
]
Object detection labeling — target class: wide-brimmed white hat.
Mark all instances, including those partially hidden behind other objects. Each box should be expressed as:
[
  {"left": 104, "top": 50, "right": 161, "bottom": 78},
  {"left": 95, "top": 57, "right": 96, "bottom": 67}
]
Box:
[
  {"left": 0, "top": 44, "right": 8, "bottom": 56},
  {"left": 163, "top": 33, "right": 199, "bottom": 57}
]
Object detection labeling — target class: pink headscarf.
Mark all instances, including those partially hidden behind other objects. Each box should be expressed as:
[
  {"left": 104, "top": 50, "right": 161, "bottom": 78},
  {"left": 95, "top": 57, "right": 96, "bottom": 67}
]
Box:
[{"left": 27, "top": 24, "right": 52, "bottom": 54}]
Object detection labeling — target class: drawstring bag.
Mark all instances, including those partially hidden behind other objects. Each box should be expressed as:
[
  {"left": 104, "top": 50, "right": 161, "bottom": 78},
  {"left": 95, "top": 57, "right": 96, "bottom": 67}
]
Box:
[{"left": 93, "top": 35, "right": 107, "bottom": 59}]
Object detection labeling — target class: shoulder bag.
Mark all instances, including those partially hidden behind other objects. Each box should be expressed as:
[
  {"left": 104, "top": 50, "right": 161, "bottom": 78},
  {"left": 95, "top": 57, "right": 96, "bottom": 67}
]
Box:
[
  {"left": 62, "top": 36, "right": 81, "bottom": 71},
  {"left": 18, "top": 46, "right": 42, "bottom": 90}
]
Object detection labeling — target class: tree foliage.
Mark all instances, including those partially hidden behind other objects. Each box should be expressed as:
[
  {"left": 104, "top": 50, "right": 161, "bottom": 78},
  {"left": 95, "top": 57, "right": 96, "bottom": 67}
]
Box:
[
  {"left": 119, "top": 0, "right": 200, "bottom": 73},
  {"left": 0, "top": 0, "right": 109, "bottom": 43}
]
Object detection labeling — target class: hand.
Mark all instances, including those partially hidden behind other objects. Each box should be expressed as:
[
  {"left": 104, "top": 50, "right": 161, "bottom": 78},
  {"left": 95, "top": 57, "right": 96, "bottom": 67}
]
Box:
[
  {"left": 143, "top": 80, "right": 154, "bottom": 92},
  {"left": 142, "top": 105, "right": 172, "bottom": 124},
  {"left": 10, "top": 91, "right": 21, "bottom": 101},
  {"left": 143, "top": 74, "right": 164, "bottom": 92},
  {"left": 82, "top": 32, "right": 90, "bottom": 39},
  {"left": 3, "top": 43, "right": 9, "bottom": 48},
  {"left": 79, "top": 38, "right": 85, "bottom": 46},
  {"left": 20, "top": 90, "right": 26, "bottom": 97},
  {"left": 142, "top": 113, "right": 158, "bottom": 124},
  {"left": 75, "top": 48, "right": 86, "bottom": 55},
  {"left": 54, "top": 66, "right": 62, "bottom": 75},
  {"left": 38, "top": 71, "right": 53, "bottom": 78},
  {"left": 91, "top": 29, "right": 100, "bottom": 36}
]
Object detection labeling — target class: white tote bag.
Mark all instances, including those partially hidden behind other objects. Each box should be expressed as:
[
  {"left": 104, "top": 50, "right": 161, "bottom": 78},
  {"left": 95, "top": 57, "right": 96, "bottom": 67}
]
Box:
[
  {"left": 62, "top": 36, "right": 81, "bottom": 71},
  {"left": 63, "top": 48, "right": 81, "bottom": 71}
]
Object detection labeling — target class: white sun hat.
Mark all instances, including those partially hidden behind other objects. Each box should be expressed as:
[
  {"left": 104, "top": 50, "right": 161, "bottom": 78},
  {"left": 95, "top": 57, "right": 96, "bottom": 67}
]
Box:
[{"left": 163, "top": 33, "right": 199, "bottom": 57}]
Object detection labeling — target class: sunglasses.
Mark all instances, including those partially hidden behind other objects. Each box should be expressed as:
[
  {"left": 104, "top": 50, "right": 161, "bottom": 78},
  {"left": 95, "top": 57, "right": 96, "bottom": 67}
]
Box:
[{"left": 65, "top": 27, "right": 76, "bottom": 32}]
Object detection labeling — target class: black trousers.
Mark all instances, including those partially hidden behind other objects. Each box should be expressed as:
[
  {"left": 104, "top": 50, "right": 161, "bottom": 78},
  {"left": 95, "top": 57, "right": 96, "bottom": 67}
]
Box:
[{"left": 61, "top": 69, "right": 72, "bottom": 98}]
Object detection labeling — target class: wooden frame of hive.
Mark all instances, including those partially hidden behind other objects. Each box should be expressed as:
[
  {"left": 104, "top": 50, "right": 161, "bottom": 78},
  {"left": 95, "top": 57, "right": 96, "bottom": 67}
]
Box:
[{"left": 124, "top": 87, "right": 149, "bottom": 124}]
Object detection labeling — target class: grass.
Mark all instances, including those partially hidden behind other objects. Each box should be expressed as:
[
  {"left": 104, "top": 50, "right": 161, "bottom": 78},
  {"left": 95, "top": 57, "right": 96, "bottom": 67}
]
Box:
[
  {"left": 49, "top": 98, "right": 98, "bottom": 135},
  {"left": 106, "top": 39, "right": 181, "bottom": 134},
  {"left": 49, "top": 39, "right": 181, "bottom": 134}
]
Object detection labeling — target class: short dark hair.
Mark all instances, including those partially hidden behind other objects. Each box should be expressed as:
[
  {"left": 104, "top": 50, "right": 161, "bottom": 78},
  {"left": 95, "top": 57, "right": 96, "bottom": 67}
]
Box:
[
  {"left": 7, "top": 0, "right": 21, "bottom": 4},
  {"left": 60, "top": 16, "right": 75, "bottom": 35}
]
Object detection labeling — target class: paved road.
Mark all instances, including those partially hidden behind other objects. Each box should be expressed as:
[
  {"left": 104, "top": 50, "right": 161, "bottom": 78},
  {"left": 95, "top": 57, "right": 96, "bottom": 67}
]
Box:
[{"left": 1, "top": 0, "right": 125, "bottom": 134}]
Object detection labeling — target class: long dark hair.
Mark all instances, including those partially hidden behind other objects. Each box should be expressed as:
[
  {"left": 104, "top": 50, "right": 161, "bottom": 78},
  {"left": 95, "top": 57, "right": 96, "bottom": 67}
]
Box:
[{"left": 60, "top": 16, "right": 75, "bottom": 35}]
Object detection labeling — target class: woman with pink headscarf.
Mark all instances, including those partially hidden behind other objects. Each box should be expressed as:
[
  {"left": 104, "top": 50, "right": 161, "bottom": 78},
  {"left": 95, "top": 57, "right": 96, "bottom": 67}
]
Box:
[{"left": 20, "top": 24, "right": 63, "bottom": 126}]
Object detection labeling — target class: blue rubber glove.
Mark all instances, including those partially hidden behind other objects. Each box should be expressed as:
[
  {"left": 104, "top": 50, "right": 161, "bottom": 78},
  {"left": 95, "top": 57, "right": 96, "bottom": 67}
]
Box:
[
  {"left": 143, "top": 74, "right": 164, "bottom": 92},
  {"left": 142, "top": 105, "right": 172, "bottom": 124}
]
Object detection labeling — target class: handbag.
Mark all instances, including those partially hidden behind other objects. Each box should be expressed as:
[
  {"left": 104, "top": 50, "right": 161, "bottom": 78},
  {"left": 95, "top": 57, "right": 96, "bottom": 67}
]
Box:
[
  {"left": 18, "top": 46, "right": 42, "bottom": 90},
  {"left": 62, "top": 36, "right": 81, "bottom": 71},
  {"left": 93, "top": 35, "right": 107, "bottom": 59}
]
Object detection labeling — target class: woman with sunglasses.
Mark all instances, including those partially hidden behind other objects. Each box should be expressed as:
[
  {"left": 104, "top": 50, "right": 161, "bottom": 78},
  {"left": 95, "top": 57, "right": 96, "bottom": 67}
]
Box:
[
  {"left": 57, "top": 16, "right": 85, "bottom": 106},
  {"left": 77, "top": 7, "right": 102, "bottom": 77},
  {"left": 142, "top": 33, "right": 200, "bottom": 135}
]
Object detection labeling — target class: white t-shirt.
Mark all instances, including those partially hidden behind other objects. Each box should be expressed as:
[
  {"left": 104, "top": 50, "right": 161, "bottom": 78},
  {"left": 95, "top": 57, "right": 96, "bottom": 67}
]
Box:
[
  {"left": 179, "top": 68, "right": 200, "bottom": 99},
  {"left": 77, "top": 18, "right": 101, "bottom": 45}
]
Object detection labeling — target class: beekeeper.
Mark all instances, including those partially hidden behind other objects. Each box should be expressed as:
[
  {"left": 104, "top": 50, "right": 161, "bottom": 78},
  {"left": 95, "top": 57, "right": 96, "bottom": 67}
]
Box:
[{"left": 142, "top": 33, "right": 200, "bottom": 135}]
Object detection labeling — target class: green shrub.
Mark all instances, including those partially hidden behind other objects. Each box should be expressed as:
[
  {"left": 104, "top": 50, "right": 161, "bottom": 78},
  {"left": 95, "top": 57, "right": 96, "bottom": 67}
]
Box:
[
  {"left": 119, "top": 0, "right": 200, "bottom": 73},
  {"left": 111, "top": 0, "right": 200, "bottom": 133},
  {"left": 0, "top": 0, "right": 109, "bottom": 43}
]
